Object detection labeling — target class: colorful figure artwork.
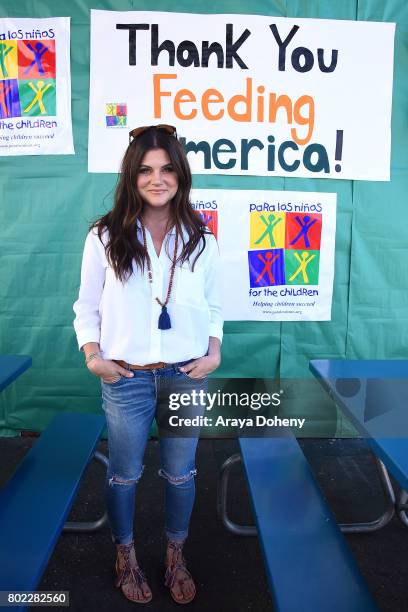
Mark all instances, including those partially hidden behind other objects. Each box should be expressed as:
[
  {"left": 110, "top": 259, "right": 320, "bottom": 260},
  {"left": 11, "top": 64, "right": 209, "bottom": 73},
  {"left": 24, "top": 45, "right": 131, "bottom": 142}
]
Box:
[
  {"left": 248, "top": 248, "right": 285, "bottom": 288},
  {"left": 0, "top": 40, "right": 56, "bottom": 119},
  {"left": 0, "top": 80, "right": 21, "bottom": 118},
  {"left": 248, "top": 211, "right": 322, "bottom": 287},
  {"left": 105, "top": 103, "right": 127, "bottom": 127},
  {"left": 196, "top": 210, "right": 218, "bottom": 239}
]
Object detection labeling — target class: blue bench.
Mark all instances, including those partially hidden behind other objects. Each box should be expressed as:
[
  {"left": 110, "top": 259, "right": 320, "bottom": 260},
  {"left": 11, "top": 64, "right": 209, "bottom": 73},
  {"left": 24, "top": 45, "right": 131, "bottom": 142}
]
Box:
[
  {"left": 0, "top": 355, "right": 32, "bottom": 392},
  {"left": 0, "top": 412, "right": 108, "bottom": 609},
  {"left": 218, "top": 433, "right": 378, "bottom": 611}
]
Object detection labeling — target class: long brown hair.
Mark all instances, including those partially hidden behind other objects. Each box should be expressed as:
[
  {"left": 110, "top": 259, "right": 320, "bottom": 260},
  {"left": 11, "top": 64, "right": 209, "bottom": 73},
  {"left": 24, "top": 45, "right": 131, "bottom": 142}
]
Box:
[{"left": 91, "top": 127, "right": 208, "bottom": 282}]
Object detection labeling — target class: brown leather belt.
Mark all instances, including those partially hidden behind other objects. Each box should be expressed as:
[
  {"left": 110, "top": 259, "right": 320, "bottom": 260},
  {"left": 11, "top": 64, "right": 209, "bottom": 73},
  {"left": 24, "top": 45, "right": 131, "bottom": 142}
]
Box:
[{"left": 114, "top": 359, "right": 168, "bottom": 370}]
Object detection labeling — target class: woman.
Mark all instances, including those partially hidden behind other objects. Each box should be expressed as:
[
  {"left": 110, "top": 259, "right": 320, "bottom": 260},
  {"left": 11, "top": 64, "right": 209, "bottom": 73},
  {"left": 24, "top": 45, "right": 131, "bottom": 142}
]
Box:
[{"left": 73, "top": 125, "right": 223, "bottom": 604}]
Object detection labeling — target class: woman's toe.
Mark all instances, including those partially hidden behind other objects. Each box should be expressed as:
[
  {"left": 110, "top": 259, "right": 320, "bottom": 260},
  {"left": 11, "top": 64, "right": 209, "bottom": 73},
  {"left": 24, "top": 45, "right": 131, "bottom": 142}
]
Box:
[
  {"left": 180, "top": 578, "right": 195, "bottom": 601},
  {"left": 173, "top": 583, "right": 184, "bottom": 601},
  {"left": 125, "top": 583, "right": 142, "bottom": 601}
]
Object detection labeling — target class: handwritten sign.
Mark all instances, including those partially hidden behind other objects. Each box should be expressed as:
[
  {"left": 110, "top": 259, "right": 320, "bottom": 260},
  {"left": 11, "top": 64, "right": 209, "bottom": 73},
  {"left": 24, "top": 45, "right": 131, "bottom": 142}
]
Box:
[{"left": 89, "top": 10, "right": 394, "bottom": 180}]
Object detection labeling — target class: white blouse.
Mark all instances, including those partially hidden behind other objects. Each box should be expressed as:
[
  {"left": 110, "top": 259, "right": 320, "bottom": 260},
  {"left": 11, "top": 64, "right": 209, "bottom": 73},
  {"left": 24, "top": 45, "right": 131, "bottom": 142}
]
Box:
[{"left": 73, "top": 224, "right": 223, "bottom": 365}]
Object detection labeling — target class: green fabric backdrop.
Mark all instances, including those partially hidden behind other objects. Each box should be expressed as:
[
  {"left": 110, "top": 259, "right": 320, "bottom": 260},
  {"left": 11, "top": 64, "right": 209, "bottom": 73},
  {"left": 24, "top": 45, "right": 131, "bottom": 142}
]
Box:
[{"left": 1, "top": 0, "right": 406, "bottom": 435}]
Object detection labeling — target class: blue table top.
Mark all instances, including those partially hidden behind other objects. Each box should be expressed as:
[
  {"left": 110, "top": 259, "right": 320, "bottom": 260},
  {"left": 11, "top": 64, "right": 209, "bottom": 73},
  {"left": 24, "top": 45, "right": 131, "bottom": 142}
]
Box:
[
  {"left": 0, "top": 355, "right": 32, "bottom": 392},
  {"left": 310, "top": 359, "right": 408, "bottom": 491},
  {"left": 310, "top": 359, "right": 408, "bottom": 380}
]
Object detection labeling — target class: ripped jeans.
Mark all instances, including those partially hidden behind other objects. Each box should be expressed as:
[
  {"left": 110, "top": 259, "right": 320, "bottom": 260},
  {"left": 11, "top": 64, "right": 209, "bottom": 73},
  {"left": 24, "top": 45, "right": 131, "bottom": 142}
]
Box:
[{"left": 101, "top": 361, "right": 207, "bottom": 545}]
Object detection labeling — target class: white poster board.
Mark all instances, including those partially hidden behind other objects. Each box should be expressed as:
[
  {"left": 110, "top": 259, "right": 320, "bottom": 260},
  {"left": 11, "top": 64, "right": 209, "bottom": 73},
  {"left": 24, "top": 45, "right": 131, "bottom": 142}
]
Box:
[
  {"left": 0, "top": 17, "right": 74, "bottom": 156},
  {"left": 89, "top": 10, "right": 394, "bottom": 180},
  {"left": 191, "top": 189, "right": 337, "bottom": 321}
]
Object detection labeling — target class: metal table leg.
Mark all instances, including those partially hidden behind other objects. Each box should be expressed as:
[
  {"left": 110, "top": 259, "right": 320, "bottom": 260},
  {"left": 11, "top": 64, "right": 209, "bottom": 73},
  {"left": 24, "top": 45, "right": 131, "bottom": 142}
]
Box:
[
  {"left": 339, "top": 457, "right": 395, "bottom": 533},
  {"left": 217, "top": 453, "right": 256, "bottom": 536},
  {"left": 217, "top": 451, "right": 398, "bottom": 536},
  {"left": 63, "top": 451, "right": 109, "bottom": 532},
  {"left": 397, "top": 489, "right": 408, "bottom": 527}
]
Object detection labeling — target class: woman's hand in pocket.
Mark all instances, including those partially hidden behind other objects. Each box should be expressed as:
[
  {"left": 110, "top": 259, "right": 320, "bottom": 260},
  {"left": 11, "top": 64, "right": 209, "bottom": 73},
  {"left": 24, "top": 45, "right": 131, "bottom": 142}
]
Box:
[
  {"left": 179, "top": 354, "right": 220, "bottom": 379},
  {"left": 87, "top": 357, "right": 134, "bottom": 384}
]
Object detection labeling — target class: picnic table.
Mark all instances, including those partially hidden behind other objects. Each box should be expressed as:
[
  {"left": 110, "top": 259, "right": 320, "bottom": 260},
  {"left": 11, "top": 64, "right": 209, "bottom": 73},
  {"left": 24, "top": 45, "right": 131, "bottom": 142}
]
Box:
[
  {"left": 0, "top": 356, "right": 108, "bottom": 609},
  {"left": 218, "top": 429, "right": 378, "bottom": 611},
  {"left": 310, "top": 359, "right": 408, "bottom": 531},
  {"left": 0, "top": 412, "right": 108, "bottom": 610}
]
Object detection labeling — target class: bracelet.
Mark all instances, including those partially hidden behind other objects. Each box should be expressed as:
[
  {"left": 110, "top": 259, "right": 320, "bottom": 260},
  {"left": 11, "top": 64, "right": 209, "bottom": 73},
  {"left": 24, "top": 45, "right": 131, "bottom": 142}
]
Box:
[{"left": 85, "top": 352, "right": 102, "bottom": 364}]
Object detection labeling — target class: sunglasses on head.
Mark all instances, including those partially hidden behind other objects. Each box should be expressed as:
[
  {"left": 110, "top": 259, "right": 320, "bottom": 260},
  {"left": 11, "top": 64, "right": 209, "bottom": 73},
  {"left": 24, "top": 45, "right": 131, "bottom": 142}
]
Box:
[{"left": 128, "top": 124, "right": 177, "bottom": 144}]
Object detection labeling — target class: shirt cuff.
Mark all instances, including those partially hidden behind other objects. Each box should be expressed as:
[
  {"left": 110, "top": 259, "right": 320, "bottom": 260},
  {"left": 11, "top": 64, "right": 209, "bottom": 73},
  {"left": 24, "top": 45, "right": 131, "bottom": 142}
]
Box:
[
  {"left": 209, "top": 324, "right": 223, "bottom": 343},
  {"left": 75, "top": 329, "right": 101, "bottom": 351}
]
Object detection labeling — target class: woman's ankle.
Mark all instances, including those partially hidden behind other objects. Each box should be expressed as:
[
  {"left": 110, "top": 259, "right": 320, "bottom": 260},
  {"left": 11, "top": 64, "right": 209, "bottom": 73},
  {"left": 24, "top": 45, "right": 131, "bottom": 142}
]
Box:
[
  {"left": 167, "top": 538, "right": 185, "bottom": 547},
  {"left": 116, "top": 540, "right": 137, "bottom": 568},
  {"left": 166, "top": 539, "right": 185, "bottom": 565}
]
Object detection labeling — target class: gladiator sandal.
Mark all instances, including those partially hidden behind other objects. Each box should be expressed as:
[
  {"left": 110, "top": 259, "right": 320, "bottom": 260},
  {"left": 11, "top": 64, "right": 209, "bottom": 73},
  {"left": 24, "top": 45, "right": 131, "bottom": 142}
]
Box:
[
  {"left": 164, "top": 540, "right": 196, "bottom": 604},
  {"left": 115, "top": 541, "right": 152, "bottom": 604}
]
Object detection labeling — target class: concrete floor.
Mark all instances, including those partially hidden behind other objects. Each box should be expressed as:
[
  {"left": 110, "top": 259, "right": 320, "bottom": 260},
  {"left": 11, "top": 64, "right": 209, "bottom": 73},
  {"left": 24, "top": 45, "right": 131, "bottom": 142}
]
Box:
[{"left": 1, "top": 437, "right": 407, "bottom": 612}]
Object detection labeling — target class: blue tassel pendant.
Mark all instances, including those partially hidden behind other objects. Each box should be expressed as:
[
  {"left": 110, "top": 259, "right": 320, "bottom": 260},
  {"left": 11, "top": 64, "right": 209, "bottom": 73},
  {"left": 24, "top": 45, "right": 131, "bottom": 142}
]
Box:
[{"left": 158, "top": 305, "right": 171, "bottom": 330}]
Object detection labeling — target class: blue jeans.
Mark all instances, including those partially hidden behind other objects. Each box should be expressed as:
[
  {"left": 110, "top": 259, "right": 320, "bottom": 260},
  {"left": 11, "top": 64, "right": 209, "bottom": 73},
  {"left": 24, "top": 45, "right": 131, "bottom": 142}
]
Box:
[{"left": 101, "top": 361, "right": 207, "bottom": 545}]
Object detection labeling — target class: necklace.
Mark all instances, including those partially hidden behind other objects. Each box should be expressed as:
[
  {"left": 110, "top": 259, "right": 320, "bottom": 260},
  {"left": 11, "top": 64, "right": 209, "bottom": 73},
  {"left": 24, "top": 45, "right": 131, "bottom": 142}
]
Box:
[{"left": 140, "top": 220, "right": 179, "bottom": 330}]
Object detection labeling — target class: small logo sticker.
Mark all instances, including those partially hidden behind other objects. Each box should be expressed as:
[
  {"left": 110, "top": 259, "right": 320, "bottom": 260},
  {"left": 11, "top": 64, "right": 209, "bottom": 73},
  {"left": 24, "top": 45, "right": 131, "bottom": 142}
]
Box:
[{"left": 105, "top": 103, "right": 127, "bottom": 127}]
